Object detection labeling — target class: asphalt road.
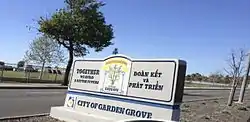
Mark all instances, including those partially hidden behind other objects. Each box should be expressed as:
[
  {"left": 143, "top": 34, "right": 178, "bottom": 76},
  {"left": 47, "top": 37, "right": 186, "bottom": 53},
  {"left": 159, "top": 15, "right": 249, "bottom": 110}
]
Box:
[
  {"left": 0, "top": 89, "right": 249, "bottom": 118},
  {"left": 0, "top": 89, "right": 66, "bottom": 118}
]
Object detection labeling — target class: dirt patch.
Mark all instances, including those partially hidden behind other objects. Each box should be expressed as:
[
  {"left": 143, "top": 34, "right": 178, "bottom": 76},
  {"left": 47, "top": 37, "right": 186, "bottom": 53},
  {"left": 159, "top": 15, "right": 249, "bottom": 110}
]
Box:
[{"left": 180, "top": 94, "right": 250, "bottom": 122}]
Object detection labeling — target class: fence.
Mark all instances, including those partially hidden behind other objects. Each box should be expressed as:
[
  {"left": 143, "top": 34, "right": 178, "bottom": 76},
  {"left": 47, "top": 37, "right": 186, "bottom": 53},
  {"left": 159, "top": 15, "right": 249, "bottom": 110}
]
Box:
[{"left": 0, "top": 63, "right": 65, "bottom": 83}]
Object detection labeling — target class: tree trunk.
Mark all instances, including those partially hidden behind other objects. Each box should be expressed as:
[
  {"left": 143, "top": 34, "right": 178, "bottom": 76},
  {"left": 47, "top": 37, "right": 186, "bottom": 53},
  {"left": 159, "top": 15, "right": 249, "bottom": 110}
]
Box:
[
  {"left": 39, "top": 62, "right": 45, "bottom": 80},
  {"left": 62, "top": 49, "right": 73, "bottom": 86},
  {"left": 54, "top": 66, "right": 58, "bottom": 82},
  {"left": 0, "top": 67, "right": 3, "bottom": 82},
  {"left": 227, "top": 75, "right": 237, "bottom": 106},
  {"left": 238, "top": 53, "right": 250, "bottom": 103}
]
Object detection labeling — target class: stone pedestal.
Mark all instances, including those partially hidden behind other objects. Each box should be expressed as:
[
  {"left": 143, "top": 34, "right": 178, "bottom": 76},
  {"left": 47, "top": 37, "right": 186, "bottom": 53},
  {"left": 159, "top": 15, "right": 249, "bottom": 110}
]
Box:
[{"left": 50, "top": 106, "right": 112, "bottom": 122}]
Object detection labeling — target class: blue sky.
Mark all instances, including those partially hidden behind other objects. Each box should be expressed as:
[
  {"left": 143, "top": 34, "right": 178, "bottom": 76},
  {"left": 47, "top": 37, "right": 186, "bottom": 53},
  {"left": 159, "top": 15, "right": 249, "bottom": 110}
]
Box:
[{"left": 0, "top": 0, "right": 249, "bottom": 75}]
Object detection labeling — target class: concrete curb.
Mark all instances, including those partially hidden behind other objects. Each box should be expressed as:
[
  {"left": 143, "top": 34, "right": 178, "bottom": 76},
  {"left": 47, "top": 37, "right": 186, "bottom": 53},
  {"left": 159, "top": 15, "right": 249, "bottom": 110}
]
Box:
[
  {"left": 184, "top": 87, "right": 232, "bottom": 90},
  {"left": 0, "top": 86, "right": 67, "bottom": 89},
  {"left": 184, "top": 97, "right": 225, "bottom": 103},
  {"left": 0, "top": 113, "right": 49, "bottom": 120}
]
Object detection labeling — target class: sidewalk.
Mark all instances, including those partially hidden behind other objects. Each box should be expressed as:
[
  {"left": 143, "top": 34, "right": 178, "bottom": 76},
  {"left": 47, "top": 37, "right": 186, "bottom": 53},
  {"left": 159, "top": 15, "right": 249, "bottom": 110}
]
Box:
[{"left": 0, "top": 83, "right": 68, "bottom": 89}]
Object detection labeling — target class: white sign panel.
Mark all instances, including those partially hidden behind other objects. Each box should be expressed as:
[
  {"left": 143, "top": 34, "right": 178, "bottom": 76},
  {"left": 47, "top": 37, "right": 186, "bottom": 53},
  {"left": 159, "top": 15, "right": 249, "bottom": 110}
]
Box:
[
  {"left": 70, "top": 61, "right": 102, "bottom": 91},
  {"left": 51, "top": 55, "right": 186, "bottom": 122},
  {"left": 127, "top": 61, "right": 176, "bottom": 102}
]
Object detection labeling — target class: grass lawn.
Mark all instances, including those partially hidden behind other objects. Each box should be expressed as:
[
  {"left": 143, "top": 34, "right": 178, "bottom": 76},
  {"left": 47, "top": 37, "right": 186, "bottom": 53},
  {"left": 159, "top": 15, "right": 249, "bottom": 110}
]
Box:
[{"left": 1, "top": 71, "right": 64, "bottom": 81}]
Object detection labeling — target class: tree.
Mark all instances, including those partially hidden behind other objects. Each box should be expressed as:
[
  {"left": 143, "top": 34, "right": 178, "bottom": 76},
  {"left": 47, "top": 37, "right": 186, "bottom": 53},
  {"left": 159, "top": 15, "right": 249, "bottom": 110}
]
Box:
[
  {"left": 225, "top": 48, "right": 247, "bottom": 106},
  {"left": 24, "top": 35, "right": 65, "bottom": 80},
  {"left": 0, "top": 61, "right": 4, "bottom": 66},
  {"left": 208, "top": 71, "right": 224, "bottom": 84},
  {"left": 112, "top": 48, "right": 118, "bottom": 55},
  {"left": 17, "top": 61, "right": 25, "bottom": 68},
  {"left": 38, "top": 0, "right": 114, "bottom": 86},
  {"left": 185, "top": 74, "right": 192, "bottom": 81}
]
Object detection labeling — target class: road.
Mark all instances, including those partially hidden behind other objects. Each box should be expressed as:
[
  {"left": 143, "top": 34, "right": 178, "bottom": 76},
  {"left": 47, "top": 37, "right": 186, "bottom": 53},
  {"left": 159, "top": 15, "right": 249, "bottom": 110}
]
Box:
[
  {"left": 0, "top": 89, "right": 66, "bottom": 118},
  {"left": 0, "top": 89, "right": 249, "bottom": 118}
]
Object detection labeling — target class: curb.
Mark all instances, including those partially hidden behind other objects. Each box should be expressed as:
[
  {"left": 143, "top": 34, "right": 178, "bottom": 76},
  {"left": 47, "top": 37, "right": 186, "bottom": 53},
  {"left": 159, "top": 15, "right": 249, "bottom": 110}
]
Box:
[
  {"left": 0, "top": 86, "right": 67, "bottom": 89},
  {"left": 0, "top": 113, "right": 49, "bottom": 120},
  {"left": 183, "top": 97, "right": 225, "bottom": 103},
  {"left": 184, "top": 87, "right": 232, "bottom": 90}
]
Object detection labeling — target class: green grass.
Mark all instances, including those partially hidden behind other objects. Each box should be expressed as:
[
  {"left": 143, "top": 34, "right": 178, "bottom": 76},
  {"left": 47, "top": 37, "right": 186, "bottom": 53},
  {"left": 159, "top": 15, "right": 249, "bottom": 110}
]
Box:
[{"left": 1, "top": 71, "right": 64, "bottom": 82}]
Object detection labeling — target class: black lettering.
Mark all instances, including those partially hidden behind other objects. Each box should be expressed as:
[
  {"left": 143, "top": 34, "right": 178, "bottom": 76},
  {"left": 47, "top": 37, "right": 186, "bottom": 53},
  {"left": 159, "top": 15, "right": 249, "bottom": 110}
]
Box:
[
  {"left": 111, "top": 106, "right": 116, "bottom": 112},
  {"left": 90, "top": 103, "right": 95, "bottom": 108},
  {"left": 152, "top": 84, "right": 156, "bottom": 90},
  {"left": 136, "top": 111, "right": 141, "bottom": 117},
  {"left": 145, "top": 84, "right": 149, "bottom": 89},
  {"left": 158, "top": 85, "right": 163, "bottom": 90},
  {"left": 82, "top": 101, "right": 88, "bottom": 107},
  {"left": 98, "top": 104, "right": 103, "bottom": 110},
  {"left": 85, "top": 101, "right": 90, "bottom": 107},
  {"left": 102, "top": 104, "right": 107, "bottom": 111},
  {"left": 143, "top": 78, "right": 149, "bottom": 83},
  {"left": 115, "top": 107, "right": 120, "bottom": 113},
  {"left": 140, "top": 84, "right": 143, "bottom": 88},
  {"left": 130, "top": 109, "right": 136, "bottom": 116},
  {"left": 106, "top": 105, "right": 111, "bottom": 111},
  {"left": 150, "top": 72, "right": 155, "bottom": 77},
  {"left": 125, "top": 109, "right": 131, "bottom": 115},
  {"left": 94, "top": 103, "right": 98, "bottom": 109},
  {"left": 132, "top": 83, "right": 136, "bottom": 88},
  {"left": 133, "top": 70, "right": 149, "bottom": 77},
  {"left": 158, "top": 72, "right": 162, "bottom": 77},
  {"left": 136, "top": 82, "right": 140, "bottom": 88},
  {"left": 77, "top": 69, "right": 80, "bottom": 74},
  {"left": 128, "top": 83, "right": 132, "bottom": 87},
  {"left": 141, "top": 111, "right": 148, "bottom": 118},
  {"left": 77, "top": 100, "right": 83, "bottom": 106},
  {"left": 148, "top": 84, "right": 153, "bottom": 89},
  {"left": 134, "top": 71, "right": 139, "bottom": 76},
  {"left": 147, "top": 112, "right": 152, "bottom": 118},
  {"left": 96, "top": 70, "right": 99, "bottom": 75},
  {"left": 120, "top": 108, "right": 125, "bottom": 114}
]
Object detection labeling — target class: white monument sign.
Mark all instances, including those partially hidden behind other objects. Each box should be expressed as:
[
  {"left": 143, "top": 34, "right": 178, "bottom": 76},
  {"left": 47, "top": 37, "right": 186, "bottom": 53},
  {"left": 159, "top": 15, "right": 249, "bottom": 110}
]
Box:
[{"left": 50, "top": 55, "right": 187, "bottom": 122}]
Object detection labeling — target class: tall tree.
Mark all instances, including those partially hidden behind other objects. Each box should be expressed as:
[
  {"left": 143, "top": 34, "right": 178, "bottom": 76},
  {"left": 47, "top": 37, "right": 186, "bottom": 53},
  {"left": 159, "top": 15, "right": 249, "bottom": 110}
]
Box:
[
  {"left": 112, "top": 48, "right": 118, "bottom": 55},
  {"left": 38, "top": 0, "right": 114, "bottom": 85},
  {"left": 17, "top": 61, "right": 25, "bottom": 68},
  {"left": 24, "top": 35, "right": 65, "bottom": 80},
  {"left": 225, "top": 48, "right": 247, "bottom": 106}
]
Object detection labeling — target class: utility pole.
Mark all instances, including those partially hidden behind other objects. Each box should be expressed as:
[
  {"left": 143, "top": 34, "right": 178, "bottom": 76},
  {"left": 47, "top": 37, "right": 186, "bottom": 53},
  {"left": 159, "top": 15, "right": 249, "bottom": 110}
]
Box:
[{"left": 238, "top": 52, "right": 250, "bottom": 103}]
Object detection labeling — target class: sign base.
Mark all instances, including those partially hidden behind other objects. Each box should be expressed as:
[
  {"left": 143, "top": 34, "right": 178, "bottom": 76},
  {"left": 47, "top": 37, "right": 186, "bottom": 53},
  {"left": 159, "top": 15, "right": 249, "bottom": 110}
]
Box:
[
  {"left": 50, "top": 106, "right": 178, "bottom": 122},
  {"left": 50, "top": 106, "right": 112, "bottom": 122}
]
